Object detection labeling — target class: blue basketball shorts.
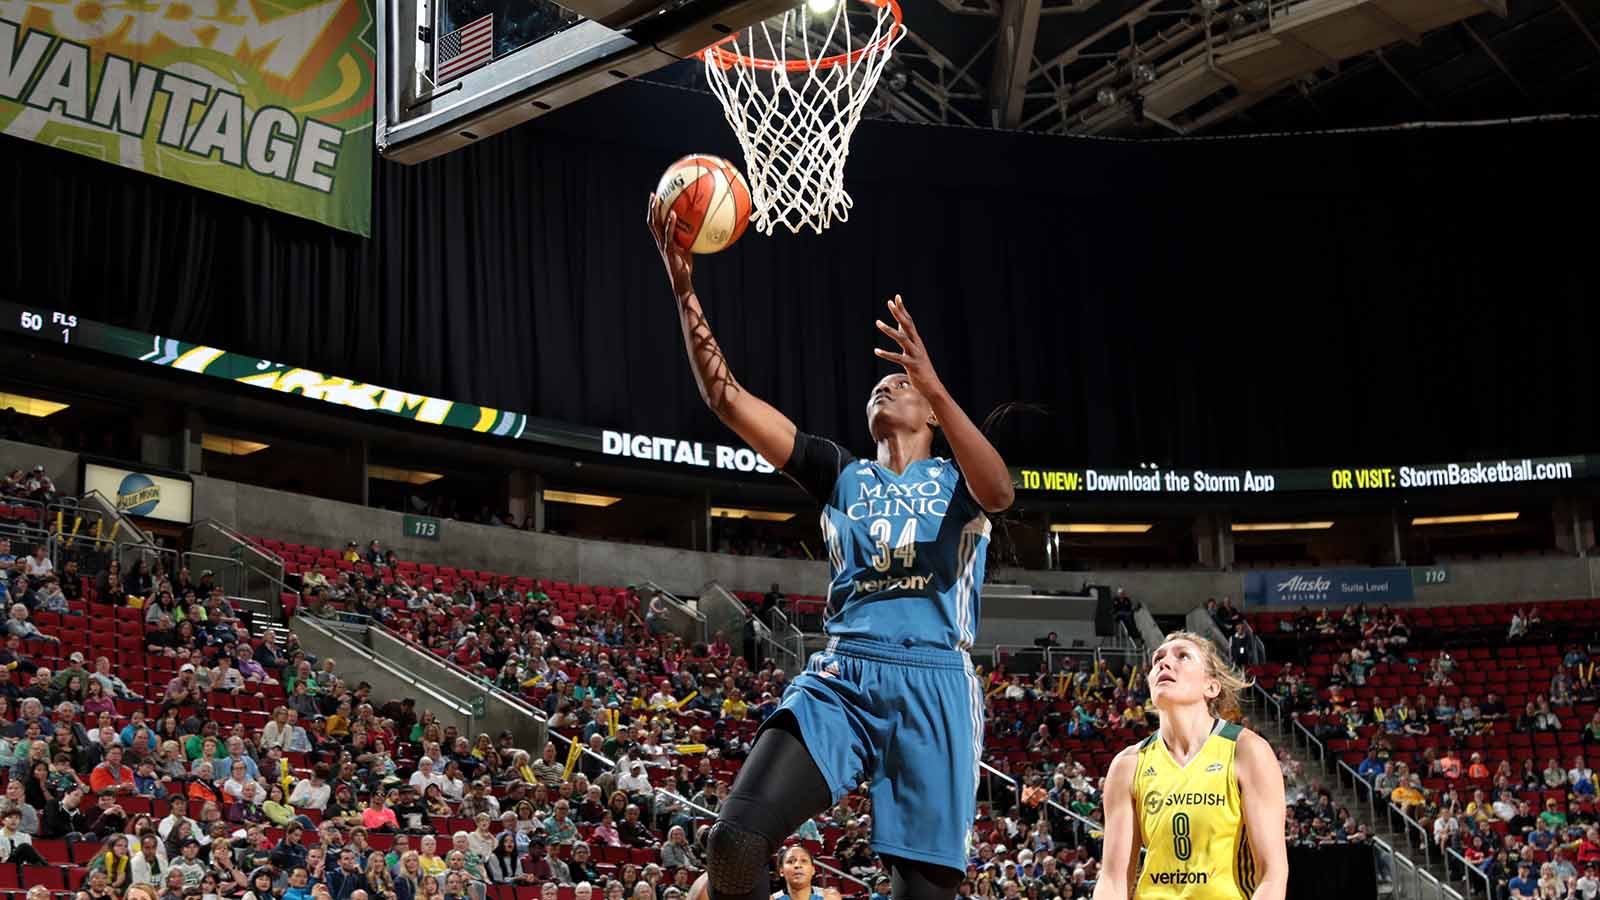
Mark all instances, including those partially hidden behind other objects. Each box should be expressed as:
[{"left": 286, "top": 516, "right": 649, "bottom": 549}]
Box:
[{"left": 765, "top": 637, "right": 985, "bottom": 873}]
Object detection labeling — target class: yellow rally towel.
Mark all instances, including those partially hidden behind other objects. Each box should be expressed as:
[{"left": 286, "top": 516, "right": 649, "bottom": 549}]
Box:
[{"left": 561, "top": 737, "right": 583, "bottom": 780}]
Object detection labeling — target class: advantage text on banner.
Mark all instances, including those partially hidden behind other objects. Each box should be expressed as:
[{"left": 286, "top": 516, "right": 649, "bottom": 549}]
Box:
[{"left": 0, "top": 0, "right": 374, "bottom": 235}]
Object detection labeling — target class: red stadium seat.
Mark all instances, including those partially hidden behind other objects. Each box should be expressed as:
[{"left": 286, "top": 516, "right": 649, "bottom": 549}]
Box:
[
  {"left": 19, "top": 867, "right": 63, "bottom": 890},
  {"left": 33, "top": 839, "right": 70, "bottom": 864}
]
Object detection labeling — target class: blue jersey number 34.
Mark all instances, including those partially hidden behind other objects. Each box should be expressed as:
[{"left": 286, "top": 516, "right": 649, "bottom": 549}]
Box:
[{"left": 866, "top": 518, "right": 919, "bottom": 572}]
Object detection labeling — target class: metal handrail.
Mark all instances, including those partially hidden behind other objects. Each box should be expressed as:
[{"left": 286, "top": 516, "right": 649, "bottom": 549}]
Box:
[
  {"left": 300, "top": 606, "right": 550, "bottom": 725},
  {"left": 702, "top": 581, "right": 799, "bottom": 672},
  {"left": 77, "top": 489, "right": 154, "bottom": 548},
  {"left": 646, "top": 581, "right": 703, "bottom": 621},
  {"left": 296, "top": 612, "right": 474, "bottom": 717},
  {"left": 976, "top": 759, "right": 1103, "bottom": 835},
  {"left": 1374, "top": 837, "right": 1409, "bottom": 895},
  {"left": 1341, "top": 754, "right": 1438, "bottom": 868},
  {"left": 1444, "top": 846, "right": 1493, "bottom": 897},
  {"left": 1253, "top": 683, "right": 1283, "bottom": 721},
  {"left": 45, "top": 496, "right": 91, "bottom": 538},
  {"left": 1391, "top": 804, "right": 1434, "bottom": 866},
  {"left": 1184, "top": 607, "right": 1231, "bottom": 654},
  {"left": 1336, "top": 748, "right": 1445, "bottom": 873},
  {"left": 1256, "top": 684, "right": 1450, "bottom": 887},
  {"left": 2, "top": 493, "right": 47, "bottom": 512},
  {"left": 1290, "top": 717, "right": 1328, "bottom": 776},
  {"left": 768, "top": 605, "right": 805, "bottom": 674},
  {"left": 200, "top": 518, "right": 281, "bottom": 560},
  {"left": 1372, "top": 836, "right": 1462, "bottom": 900},
  {"left": 47, "top": 533, "right": 183, "bottom": 597},
  {"left": 990, "top": 644, "right": 1127, "bottom": 673},
  {"left": 638, "top": 580, "right": 706, "bottom": 645},
  {"left": 1420, "top": 865, "right": 1467, "bottom": 900},
  {"left": 376, "top": 618, "right": 547, "bottom": 722},
  {"left": 244, "top": 560, "right": 299, "bottom": 620},
  {"left": 1110, "top": 617, "right": 1139, "bottom": 653},
  {"left": 183, "top": 549, "right": 248, "bottom": 604},
  {"left": 0, "top": 494, "right": 48, "bottom": 539},
  {"left": 192, "top": 518, "right": 284, "bottom": 567},
  {"left": 1336, "top": 759, "right": 1379, "bottom": 821}
]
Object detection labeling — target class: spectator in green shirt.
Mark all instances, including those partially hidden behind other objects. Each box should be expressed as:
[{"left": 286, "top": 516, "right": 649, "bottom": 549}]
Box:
[{"left": 1541, "top": 798, "right": 1569, "bottom": 831}]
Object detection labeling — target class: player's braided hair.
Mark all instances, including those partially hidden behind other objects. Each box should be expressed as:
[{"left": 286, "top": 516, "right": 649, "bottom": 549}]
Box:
[{"left": 959, "top": 402, "right": 1048, "bottom": 572}]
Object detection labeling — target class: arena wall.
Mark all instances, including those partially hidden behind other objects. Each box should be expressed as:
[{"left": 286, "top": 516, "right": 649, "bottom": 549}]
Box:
[
  {"left": 192, "top": 474, "right": 826, "bottom": 597},
  {"left": 193, "top": 476, "right": 1600, "bottom": 638},
  {"left": 996, "top": 558, "right": 1600, "bottom": 614}
]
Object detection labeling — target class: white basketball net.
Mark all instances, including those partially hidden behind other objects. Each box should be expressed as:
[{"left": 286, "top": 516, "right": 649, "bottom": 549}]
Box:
[{"left": 700, "top": 1, "right": 905, "bottom": 235}]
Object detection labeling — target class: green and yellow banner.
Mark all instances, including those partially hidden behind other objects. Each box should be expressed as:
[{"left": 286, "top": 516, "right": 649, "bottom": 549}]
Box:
[
  {"left": 138, "top": 335, "right": 530, "bottom": 436},
  {"left": 0, "top": 0, "right": 374, "bottom": 235}
]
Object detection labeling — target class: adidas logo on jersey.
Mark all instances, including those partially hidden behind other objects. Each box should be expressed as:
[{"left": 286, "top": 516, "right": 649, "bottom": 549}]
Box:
[
  {"left": 1206, "top": 762, "right": 1224, "bottom": 773},
  {"left": 928, "top": 467, "right": 943, "bottom": 478},
  {"left": 1145, "top": 767, "right": 1157, "bottom": 777}
]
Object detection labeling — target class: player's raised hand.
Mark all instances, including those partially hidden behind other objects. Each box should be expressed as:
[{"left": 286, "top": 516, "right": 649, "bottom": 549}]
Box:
[
  {"left": 874, "top": 294, "right": 944, "bottom": 396},
  {"left": 646, "top": 192, "right": 695, "bottom": 298}
]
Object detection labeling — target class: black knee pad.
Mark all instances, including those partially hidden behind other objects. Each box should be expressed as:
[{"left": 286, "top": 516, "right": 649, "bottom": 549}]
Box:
[{"left": 706, "top": 820, "right": 772, "bottom": 894}]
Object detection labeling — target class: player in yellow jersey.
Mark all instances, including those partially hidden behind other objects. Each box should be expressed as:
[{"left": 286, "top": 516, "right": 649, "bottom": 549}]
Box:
[{"left": 1093, "top": 632, "right": 1287, "bottom": 900}]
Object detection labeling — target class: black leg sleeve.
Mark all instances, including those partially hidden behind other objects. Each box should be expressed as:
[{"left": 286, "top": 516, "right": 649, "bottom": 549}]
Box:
[
  {"left": 709, "top": 713, "right": 833, "bottom": 900},
  {"left": 883, "top": 854, "right": 963, "bottom": 900}
]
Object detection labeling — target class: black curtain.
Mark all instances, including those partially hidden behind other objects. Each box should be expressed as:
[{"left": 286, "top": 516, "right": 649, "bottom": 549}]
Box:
[
  {"left": 2, "top": 79, "right": 1597, "bottom": 467},
  {"left": 1286, "top": 843, "right": 1378, "bottom": 900}
]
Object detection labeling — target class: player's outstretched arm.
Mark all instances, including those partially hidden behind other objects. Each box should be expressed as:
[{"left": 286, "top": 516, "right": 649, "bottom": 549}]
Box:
[
  {"left": 875, "top": 296, "right": 1014, "bottom": 512},
  {"left": 1237, "top": 730, "right": 1289, "bottom": 900},
  {"left": 1092, "top": 746, "right": 1142, "bottom": 900},
  {"left": 647, "top": 194, "right": 797, "bottom": 470}
]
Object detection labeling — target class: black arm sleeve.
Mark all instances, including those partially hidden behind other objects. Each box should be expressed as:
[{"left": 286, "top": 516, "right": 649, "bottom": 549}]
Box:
[{"left": 780, "top": 432, "right": 856, "bottom": 507}]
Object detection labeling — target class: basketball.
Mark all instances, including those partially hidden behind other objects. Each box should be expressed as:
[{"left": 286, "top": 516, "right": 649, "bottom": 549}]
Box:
[{"left": 653, "top": 154, "right": 753, "bottom": 254}]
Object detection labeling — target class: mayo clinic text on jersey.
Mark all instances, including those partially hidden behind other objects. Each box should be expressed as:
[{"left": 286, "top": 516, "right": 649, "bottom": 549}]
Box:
[{"left": 845, "top": 480, "right": 949, "bottom": 521}]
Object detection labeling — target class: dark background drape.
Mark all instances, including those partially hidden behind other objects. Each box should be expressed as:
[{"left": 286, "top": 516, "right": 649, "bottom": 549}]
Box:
[
  {"left": 2, "top": 78, "right": 1596, "bottom": 466},
  {"left": 1287, "top": 843, "right": 1379, "bottom": 900}
]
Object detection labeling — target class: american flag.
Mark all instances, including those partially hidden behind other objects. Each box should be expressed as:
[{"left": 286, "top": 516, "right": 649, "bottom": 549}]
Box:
[{"left": 435, "top": 13, "right": 494, "bottom": 83}]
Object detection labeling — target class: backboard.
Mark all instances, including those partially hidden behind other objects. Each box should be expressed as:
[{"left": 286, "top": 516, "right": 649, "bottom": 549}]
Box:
[{"left": 376, "top": 0, "right": 798, "bottom": 162}]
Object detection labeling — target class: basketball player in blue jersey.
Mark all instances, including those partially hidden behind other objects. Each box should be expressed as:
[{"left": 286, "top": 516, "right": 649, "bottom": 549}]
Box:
[{"left": 648, "top": 197, "right": 1015, "bottom": 900}]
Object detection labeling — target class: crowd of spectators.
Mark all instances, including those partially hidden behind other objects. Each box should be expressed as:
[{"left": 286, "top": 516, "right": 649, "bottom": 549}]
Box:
[
  {"left": 1, "top": 465, "right": 57, "bottom": 506},
  {"left": 305, "top": 538, "right": 1141, "bottom": 899},
  {"left": 1259, "top": 600, "right": 1600, "bottom": 899},
  {"left": 301, "top": 534, "right": 1403, "bottom": 897},
  {"left": 0, "top": 513, "right": 1419, "bottom": 900},
  {"left": 0, "top": 530, "right": 1124, "bottom": 900}
]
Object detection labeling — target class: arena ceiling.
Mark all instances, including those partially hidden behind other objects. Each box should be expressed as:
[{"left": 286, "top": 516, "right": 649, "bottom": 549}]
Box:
[{"left": 648, "top": 0, "right": 1600, "bottom": 135}]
